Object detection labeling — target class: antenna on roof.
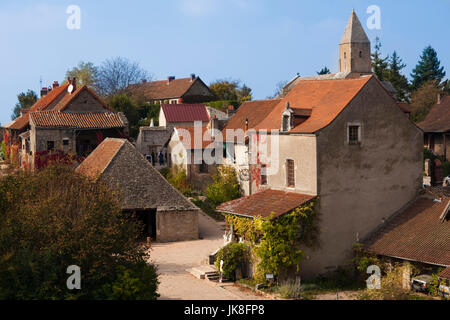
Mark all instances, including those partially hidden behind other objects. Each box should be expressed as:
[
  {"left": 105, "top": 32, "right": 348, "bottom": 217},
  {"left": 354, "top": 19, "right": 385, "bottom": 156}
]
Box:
[{"left": 39, "top": 76, "right": 43, "bottom": 97}]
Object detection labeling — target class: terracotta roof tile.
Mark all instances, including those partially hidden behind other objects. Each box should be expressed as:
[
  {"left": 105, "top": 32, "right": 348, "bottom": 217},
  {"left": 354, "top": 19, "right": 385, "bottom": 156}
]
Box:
[
  {"left": 418, "top": 96, "right": 450, "bottom": 133},
  {"left": 175, "top": 125, "right": 213, "bottom": 150},
  {"left": 129, "top": 77, "right": 212, "bottom": 100},
  {"left": 256, "top": 76, "right": 372, "bottom": 133},
  {"left": 217, "top": 189, "right": 316, "bottom": 219},
  {"left": 6, "top": 83, "right": 69, "bottom": 130},
  {"left": 29, "top": 110, "right": 125, "bottom": 129},
  {"left": 365, "top": 197, "right": 450, "bottom": 267},
  {"left": 162, "top": 104, "right": 210, "bottom": 123},
  {"left": 76, "top": 138, "right": 125, "bottom": 179}
]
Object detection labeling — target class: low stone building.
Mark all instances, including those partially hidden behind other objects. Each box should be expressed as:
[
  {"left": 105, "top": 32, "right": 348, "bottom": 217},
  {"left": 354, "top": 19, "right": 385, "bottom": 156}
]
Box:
[
  {"left": 76, "top": 138, "right": 199, "bottom": 242},
  {"left": 135, "top": 126, "right": 172, "bottom": 166},
  {"left": 15, "top": 84, "right": 128, "bottom": 169}
]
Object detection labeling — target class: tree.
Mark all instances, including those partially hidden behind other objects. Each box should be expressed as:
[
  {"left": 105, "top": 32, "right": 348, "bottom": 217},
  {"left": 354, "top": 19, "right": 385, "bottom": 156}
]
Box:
[
  {"left": 97, "top": 57, "right": 150, "bottom": 97},
  {"left": 317, "top": 67, "right": 331, "bottom": 75},
  {"left": 209, "top": 80, "right": 239, "bottom": 101},
  {"left": 411, "top": 46, "right": 446, "bottom": 91},
  {"left": 11, "top": 90, "right": 37, "bottom": 120},
  {"left": 409, "top": 80, "right": 441, "bottom": 123},
  {"left": 0, "top": 164, "right": 159, "bottom": 300},
  {"left": 237, "top": 84, "right": 252, "bottom": 104},
  {"left": 109, "top": 93, "right": 140, "bottom": 138},
  {"left": 267, "top": 80, "right": 288, "bottom": 99},
  {"left": 442, "top": 79, "right": 450, "bottom": 95},
  {"left": 371, "top": 37, "right": 389, "bottom": 81},
  {"left": 385, "top": 51, "right": 410, "bottom": 102},
  {"left": 66, "top": 61, "right": 98, "bottom": 88}
]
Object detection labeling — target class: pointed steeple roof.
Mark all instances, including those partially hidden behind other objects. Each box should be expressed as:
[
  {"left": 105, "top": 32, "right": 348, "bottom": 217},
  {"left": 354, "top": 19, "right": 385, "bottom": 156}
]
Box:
[{"left": 340, "top": 10, "right": 370, "bottom": 44}]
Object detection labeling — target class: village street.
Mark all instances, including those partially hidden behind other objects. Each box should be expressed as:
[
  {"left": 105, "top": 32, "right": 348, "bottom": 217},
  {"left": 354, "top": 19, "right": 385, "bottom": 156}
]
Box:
[{"left": 149, "top": 212, "right": 267, "bottom": 300}]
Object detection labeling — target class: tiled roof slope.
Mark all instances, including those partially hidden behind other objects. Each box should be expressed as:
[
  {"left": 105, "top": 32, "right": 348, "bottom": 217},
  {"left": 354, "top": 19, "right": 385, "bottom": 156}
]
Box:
[
  {"left": 418, "top": 96, "right": 450, "bottom": 133},
  {"left": 439, "top": 267, "right": 450, "bottom": 280},
  {"left": 6, "top": 83, "right": 69, "bottom": 130},
  {"left": 129, "top": 77, "right": 208, "bottom": 100},
  {"left": 76, "top": 138, "right": 197, "bottom": 211},
  {"left": 256, "top": 76, "right": 372, "bottom": 133},
  {"left": 365, "top": 197, "right": 450, "bottom": 267},
  {"left": 175, "top": 125, "right": 213, "bottom": 150},
  {"left": 162, "top": 104, "right": 210, "bottom": 123},
  {"left": 217, "top": 189, "right": 316, "bottom": 219},
  {"left": 29, "top": 110, "right": 125, "bottom": 129},
  {"left": 223, "top": 99, "right": 281, "bottom": 132}
]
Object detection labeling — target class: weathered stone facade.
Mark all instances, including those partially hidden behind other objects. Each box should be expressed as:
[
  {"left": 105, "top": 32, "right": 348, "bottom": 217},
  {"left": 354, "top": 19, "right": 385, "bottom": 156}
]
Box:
[{"left": 156, "top": 209, "right": 199, "bottom": 242}]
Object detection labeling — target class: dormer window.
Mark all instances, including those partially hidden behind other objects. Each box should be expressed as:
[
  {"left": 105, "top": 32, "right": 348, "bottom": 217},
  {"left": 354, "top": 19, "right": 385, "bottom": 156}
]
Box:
[
  {"left": 282, "top": 115, "right": 290, "bottom": 132},
  {"left": 281, "top": 102, "right": 294, "bottom": 132}
]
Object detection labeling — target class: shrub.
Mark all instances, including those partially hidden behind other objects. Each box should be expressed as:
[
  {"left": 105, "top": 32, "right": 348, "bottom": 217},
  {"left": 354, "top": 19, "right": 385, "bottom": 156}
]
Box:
[
  {"left": 0, "top": 141, "right": 5, "bottom": 160},
  {"left": 205, "top": 166, "right": 241, "bottom": 205},
  {"left": 215, "top": 242, "right": 248, "bottom": 280},
  {"left": 0, "top": 164, "right": 159, "bottom": 300},
  {"left": 166, "top": 165, "right": 192, "bottom": 196},
  {"left": 278, "top": 278, "right": 302, "bottom": 299}
]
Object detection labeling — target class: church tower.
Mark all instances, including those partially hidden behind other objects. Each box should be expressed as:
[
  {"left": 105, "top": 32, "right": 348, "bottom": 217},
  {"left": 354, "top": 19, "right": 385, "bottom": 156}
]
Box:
[{"left": 339, "top": 10, "right": 372, "bottom": 74}]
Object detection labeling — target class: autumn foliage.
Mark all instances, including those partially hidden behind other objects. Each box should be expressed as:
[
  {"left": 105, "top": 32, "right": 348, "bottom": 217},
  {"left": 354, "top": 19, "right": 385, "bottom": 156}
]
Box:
[{"left": 0, "top": 165, "right": 159, "bottom": 300}]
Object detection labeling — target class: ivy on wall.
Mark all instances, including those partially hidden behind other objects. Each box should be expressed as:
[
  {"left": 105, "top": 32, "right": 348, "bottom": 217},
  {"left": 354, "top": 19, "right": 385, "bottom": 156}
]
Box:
[{"left": 223, "top": 200, "right": 319, "bottom": 283}]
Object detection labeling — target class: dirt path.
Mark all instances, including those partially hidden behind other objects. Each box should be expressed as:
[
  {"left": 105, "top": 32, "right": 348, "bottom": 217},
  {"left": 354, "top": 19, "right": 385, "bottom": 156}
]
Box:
[{"left": 149, "top": 212, "right": 267, "bottom": 300}]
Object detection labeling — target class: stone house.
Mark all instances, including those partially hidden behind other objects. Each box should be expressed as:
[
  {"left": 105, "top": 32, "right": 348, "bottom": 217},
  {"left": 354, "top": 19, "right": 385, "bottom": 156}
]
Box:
[
  {"left": 135, "top": 125, "right": 172, "bottom": 166},
  {"left": 14, "top": 83, "right": 128, "bottom": 169},
  {"left": 217, "top": 11, "right": 424, "bottom": 279},
  {"left": 419, "top": 94, "right": 450, "bottom": 160},
  {"left": 128, "top": 74, "right": 215, "bottom": 105},
  {"left": 168, "top": 124, "right": 216, "bottom": 190},
  {"left": 76, "top": 138, "right": 199, "bottom": 242}
]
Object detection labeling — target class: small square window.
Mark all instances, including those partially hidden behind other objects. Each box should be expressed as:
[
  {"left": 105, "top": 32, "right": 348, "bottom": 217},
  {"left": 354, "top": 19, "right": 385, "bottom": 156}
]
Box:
[
  {"left": 63, "top": 139, "right": 69, "bottom": 146},
  {"left": 47, "top": 141, "right": 55, "bottom": 151}
]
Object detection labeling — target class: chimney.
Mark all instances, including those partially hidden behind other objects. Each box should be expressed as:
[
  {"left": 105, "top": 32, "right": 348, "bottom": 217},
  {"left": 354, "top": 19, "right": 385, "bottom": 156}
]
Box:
[
  {"left": 48, "top": 85, "right": 52, "bottom": 93},
  {"left": 210, "top": 115, "right": 219, "bottom": 137},
  {"left": 40, "top": 87, "right": 48, "bottom": 97},
  {"left": 72, "top": 77, "right": 77, "bottom": 92},
  {"left": 245, "top": 117, "right": 249, "bottom": 133},
  {"left": 437, "top": 93, "right": 445, "bottom": 104},
  {"left": 52, "top": 81, "right": 59, "bottom": 89},
  {"left": 190, "top": 73, "right": 196, "bottom": 81},
  {"left": 167, "top": 76, "right": 175, "bottom": 83},
  {"left": 142, "top": 79, "right": 147, "bottom": 83},
  {"left": 227, "top": 105, "right": 235, "bottom": 118}
]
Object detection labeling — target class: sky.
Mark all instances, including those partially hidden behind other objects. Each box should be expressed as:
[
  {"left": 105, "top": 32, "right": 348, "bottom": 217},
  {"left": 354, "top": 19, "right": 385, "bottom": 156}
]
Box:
[{"left": 0, "top": 0, "right": 449, "bottom": 125}]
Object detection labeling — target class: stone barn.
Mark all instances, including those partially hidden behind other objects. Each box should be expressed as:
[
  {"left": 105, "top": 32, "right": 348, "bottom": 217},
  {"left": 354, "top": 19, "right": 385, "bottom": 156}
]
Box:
[{"left": 76, "top": 138, "right": 199, "bottom": 242}]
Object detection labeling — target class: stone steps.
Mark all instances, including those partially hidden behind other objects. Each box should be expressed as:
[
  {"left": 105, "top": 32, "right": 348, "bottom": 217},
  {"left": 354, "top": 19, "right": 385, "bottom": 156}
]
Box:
[{"left": 186, "top": 265, "right": 218, "bottom": 280}]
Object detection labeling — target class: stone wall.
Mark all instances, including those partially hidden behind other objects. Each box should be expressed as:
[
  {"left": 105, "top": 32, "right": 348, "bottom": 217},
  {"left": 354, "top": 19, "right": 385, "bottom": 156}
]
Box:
[
  {"left": 63, "top": 90, "right": 109, "bottom": 113},
  {"left": 156, "top": 209, "right": 199, "bottom": 242}
]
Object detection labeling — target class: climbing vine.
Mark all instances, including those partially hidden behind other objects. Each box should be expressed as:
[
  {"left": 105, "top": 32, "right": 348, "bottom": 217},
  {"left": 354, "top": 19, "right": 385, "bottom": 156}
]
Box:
[{"left": 223, "top": 199, "right": 319, "bottom": 283}]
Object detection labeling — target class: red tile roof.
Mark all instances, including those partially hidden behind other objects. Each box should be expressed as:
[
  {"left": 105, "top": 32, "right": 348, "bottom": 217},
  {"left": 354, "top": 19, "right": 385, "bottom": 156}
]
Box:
[
  {"left": 29, "top": 110, "right": 125, "bottom": 129},
  {"left": 256, "top": 76, "right": 372, "bottom": 133},
  {"left": 418, "top": 96, "right": 450, "bottom": 133},
  {"left": 6, "top": 83, "right": 69, "bottom": 130},
  {"left": 128, "top": 77, "right": 212, "bottom": 100},
  {"left": 365, "top": 197, "right": 450, "bottom": 267},
  {"left": 76, "top": 138, "right": 125, "bottom": 179},
  {"left": 439, "top": 267, "right": 450, "bottom": 280},
  {"left": 223, "top": 99, "right": 281, "bottom": 133},
  {"left": 162, "top": 104, "right": 210, "bottom": 123},
  {"left": 217, "top": 189, "right": 316, "bottom": 219},
  {"left": 175, "top": 125, "right": 214, "bottom": 150}
]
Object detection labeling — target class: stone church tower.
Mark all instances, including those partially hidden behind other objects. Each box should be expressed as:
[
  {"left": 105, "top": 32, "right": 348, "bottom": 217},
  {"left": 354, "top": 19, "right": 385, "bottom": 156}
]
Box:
[{"left": 339, "top": 10, "right": 372, "bottom": 75}]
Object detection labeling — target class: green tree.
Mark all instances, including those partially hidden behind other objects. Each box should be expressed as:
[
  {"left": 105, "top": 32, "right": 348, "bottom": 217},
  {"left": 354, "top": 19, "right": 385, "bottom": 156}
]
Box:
[
  {"left": 371, "top": 37, "right": 389, "bottom": 81},
  {"left": 385, "top": 51, "right": 410, "bottom": 102},
  {"left": 66, "top": 61, "right": 99, "bottom": 89},
  {"left": 410, "top": 80, "right": 441, "bottom": 123},
  {"left": 209, "top": 79, "right": 253, "bottom": 104},
  {"left": 11, "top": 90, "right": 37, "bottom": 120},
  {"left": 109, "top": 93, "right": 140, "bottom": 138},
  {"left": 205, "top": 166, "right": 241, "bottom": 205},
  {"left": 317, "top": 66, "right": 331, "bottom": 75},
  {"left": 0, "top": 164, "right": 159, "bottom": 300},
  {"left": 411, "top": 46, "right": 446, "bottom": 91},
  {"left": 237, "top": 84, "right": 252, "bottom": 104}
]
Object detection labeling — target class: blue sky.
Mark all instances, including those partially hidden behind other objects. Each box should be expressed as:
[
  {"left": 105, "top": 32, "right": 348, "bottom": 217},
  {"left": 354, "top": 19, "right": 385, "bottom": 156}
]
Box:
[{"left": 1, "top": 0, "right": 449, "bottom": 125}]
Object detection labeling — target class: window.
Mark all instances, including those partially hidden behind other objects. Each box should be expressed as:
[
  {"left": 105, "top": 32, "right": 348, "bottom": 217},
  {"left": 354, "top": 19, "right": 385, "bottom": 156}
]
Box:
[
  {"left": 282, "top": 115, "right": 290, "bottom": 132},
  {"left": 359, "top": 51, "right": 363, "bottom": 58},
  {"left": 286, "top": 159, "right": 295, "bottom": 188},
  {"left": 261, "top": 164, "right": 267, "bottom": 185},
  {"left": 348, "top": 125, "right": 361, "bottom": 144},
  {"left": 63, "top": 139, "right": 69, "bottom": 146},
  {"left": 47, "top": 141, "right": 55, "bottom": 151}
]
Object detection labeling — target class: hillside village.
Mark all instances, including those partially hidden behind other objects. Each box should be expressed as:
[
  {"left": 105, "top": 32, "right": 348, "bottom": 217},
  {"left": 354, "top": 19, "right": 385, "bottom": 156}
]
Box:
[{"left": 0, "top": 10, "right": 449, "bottom": 301}]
